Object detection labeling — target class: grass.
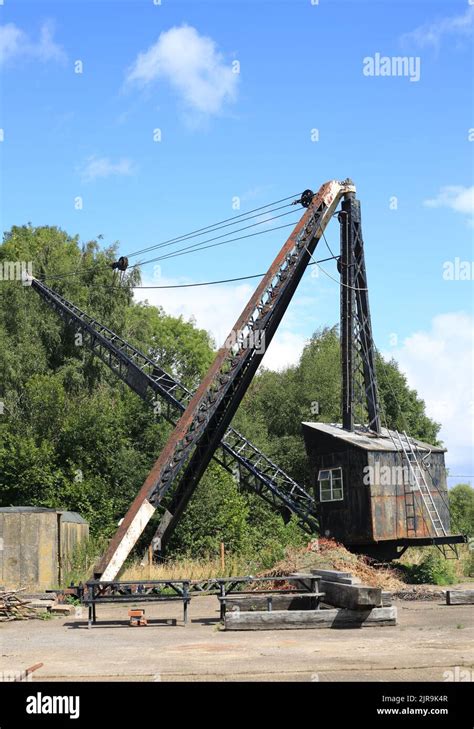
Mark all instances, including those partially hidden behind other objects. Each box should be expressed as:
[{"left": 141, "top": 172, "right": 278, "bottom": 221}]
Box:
[
  {"left": 121, "top": 554, "right": 257, "bottom": 582},
  {"left": 59, "top": 535, "right": 474, "bottom": 589},
  {"left": 36, "top": 611, "right": 54, "bottom": 620},
  {"left": 60, "top": 535, "right": 110, "bottom": 587},
  {"left": 397, "top": 544, "right": 473, "bottom": 585}
]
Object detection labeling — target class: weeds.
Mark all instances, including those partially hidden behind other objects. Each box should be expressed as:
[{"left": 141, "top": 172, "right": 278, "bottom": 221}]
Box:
[
  {"left": 401, "top": 550, "right": 457, "bottom": 586},
  {"left": 60, "top": 535, "right": 109, "bottom": 587}
]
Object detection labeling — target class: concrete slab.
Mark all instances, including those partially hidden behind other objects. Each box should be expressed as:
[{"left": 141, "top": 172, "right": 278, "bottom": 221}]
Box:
[{"left": 0, "top": 596, "right": 472, "bottom": 682}]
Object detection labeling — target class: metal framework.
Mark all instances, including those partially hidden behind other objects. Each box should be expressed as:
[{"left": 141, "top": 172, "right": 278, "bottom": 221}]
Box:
[
  {"left": 339, "top": 192, "right": 381, "bottom": 433},
  {"left": 27, "top": 179, "right": 466, "bottom": 571},
  {"left": 94, "top": 179, "right": 355, "bottom": 581},
  {"left": 82, "top": 574, "right": 322, "bottom": 626},
  {"left": 29, "top": 277, "right": 319, "bottom": 541}
]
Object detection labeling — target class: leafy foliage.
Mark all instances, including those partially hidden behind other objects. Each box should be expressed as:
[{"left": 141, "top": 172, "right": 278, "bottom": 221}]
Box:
[
  {"left": 402, "top": 550, "right": 457, "bottom": 586},
  {"left": 448, "top": 484, "right": 474, "bottom": 537},
  {"left": 0, "top": 225, "right": 443, "bottom": 563},
  {"left": 233, "top": 326, "right": 441, "bottom": 486},
  {"left": 0, "top": 225, "right": 213, "bottom": 538}
]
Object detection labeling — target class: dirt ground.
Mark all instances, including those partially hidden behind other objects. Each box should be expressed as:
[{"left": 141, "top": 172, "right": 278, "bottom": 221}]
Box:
[{"left": 1, "top": 595, "right": 472, "bottom": 682}]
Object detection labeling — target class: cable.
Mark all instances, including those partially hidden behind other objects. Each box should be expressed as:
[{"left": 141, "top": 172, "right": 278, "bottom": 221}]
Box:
[
  {"left": 304, "top": 244, "right": 367, "bottom": 291},
  {"left": 322, "top": 226, "right": 338, "bottom": 260},
  {"left": 37, "top": 192, "right": 304, "bottom": 282},
  {"left": 50, "top": 256, "right": 338, "bottom": 291},
  {"left": 129, "top": 218, "right": 299, "bottom": 269},
  {"left": 38, "top": 219, "right": 301, "bottom": 281},
  {"left": 126, "top": 196, "right": 302, "bottom": 259}
]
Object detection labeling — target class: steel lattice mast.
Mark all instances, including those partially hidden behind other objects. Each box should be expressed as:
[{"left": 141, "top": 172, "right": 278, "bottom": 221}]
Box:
[
  {"left": 94, "top": 179, "right": 355, "bottom": 581},
  {"left": 339, "top": 189, "right": 381, "bottom": 433}
]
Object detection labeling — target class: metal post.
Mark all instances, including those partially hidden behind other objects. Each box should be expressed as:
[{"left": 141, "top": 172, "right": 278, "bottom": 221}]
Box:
[
  {"left": 183, "top": 582, "right": 189, "bottom": 625},
  {"left": 339, "top": 190, "right": 381, "bottom": 433},
  {"left": 340, "top": 192, "right": 355, "bottom": 432},
  {"left": 220, "top": 582, "right": 226, "bottom": 620}
]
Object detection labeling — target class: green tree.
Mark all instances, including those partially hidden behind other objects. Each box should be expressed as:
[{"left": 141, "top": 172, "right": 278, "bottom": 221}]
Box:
[
  {"left": 0, "top": 224, "right": 443, "bottom": 559},
  {"left": 0, "top": 225, "right": 214, "bottom": 539},
  {"left": 449, "top": 484, "right": 474, "bottom": 537},
  {"left": 233, "top": 326, "right": 440, "bottom": 487},
  {"left": 376, "top": 355, "right": 440, "bottom": 444},
  {"left": 168, "top": 464, "right": 249, "bottom": 557}
]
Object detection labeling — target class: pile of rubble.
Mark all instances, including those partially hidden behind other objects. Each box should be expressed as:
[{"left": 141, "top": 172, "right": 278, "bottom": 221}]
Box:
[
  {"left": 259, "top": 538, "right": 406, "bottom": 590},
  {"left": 0, "top": 590, "right": 37, "bottom": 621},
  {"left": 0, "top": 589, "right": 76, "bottom": 620},
  {"left": 392, "top": 587, "right": 445, "bottom": 601}
]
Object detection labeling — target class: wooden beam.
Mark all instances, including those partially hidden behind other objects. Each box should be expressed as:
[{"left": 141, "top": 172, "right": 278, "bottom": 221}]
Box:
[
  {"left": 446, "top": 590, "right": 474, "bottom": 605},
  {"left": 224, "top": 594, "right": 319, "bottom": 612},
  {"left": 224, "top": 607, "right": 397, "bottom": 630},
  {"left": 319, "top": 580, "right": 382, "bottom": 609},
  {"left": 311, "top": 569, "right": 361, "bottom": 585}
]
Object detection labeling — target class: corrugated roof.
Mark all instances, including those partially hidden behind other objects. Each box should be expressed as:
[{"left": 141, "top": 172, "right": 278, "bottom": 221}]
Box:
[
  {"left": 0, "top": 506, "right": 58, "bottom": 513},
  {"left": 302, "top": 422, "right": 445, "bottom": 453},
  {"left": 0, "top": 506, "right": 88, "bottom": 523}
]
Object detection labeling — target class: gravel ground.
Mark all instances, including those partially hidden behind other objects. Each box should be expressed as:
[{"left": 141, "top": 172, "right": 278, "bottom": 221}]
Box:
[{"left": 0, "top": 592, "right": 472, "bottom": 682}]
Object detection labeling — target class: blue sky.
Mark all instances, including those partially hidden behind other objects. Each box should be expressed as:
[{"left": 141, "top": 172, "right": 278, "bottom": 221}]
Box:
[{"left": 1, "top": 0, "right": 473, "bottom": 483}]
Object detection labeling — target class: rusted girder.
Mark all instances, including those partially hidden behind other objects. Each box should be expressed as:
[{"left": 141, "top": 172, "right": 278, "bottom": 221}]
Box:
[{"left": 95, "top": 179, "right": 355, "bottom": 581}]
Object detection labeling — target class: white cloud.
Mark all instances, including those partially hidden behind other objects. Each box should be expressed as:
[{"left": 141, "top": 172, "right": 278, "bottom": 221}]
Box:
[
  {"left": 126, "top": 25, "right": 238, "bottom": 116},
  {"left": 423, "top": 186, "right": 474, "bottom": 225},
  {"left": 0, "top": 23, "right": 23, "bottom": 65},
  {"left": 391, "top": 312, "right": 474, "bottom": 481},
  {"left": 80, "top": 156, "right": 136, "bottom": 183},
  {"left": 401, "top": 5, "right": 474, "bottom": 49},
  {"left": 135, "top": 273, "right": 252, "bottom": 348},
  {"left": 134, "top": 272, "right": 308, "bottom": 371},
  {"left": 261, "top": 330, "right": 308, "bottom": 371},
  {"left": 0, "top": 21, "right": 66, "bottom": 66}
]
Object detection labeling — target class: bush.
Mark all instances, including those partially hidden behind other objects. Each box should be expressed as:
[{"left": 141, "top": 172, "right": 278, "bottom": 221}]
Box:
[
  {"left": 449, "top": 484, "right": 474, "bottom": 537},
  {"left": 461, "top": 549, "right": 474, "bottom": 579},
  {"left": 404, "top": 551, "right": 457, "bottom": 585},
  {"left": 60, "top": 535, "right": 109, "bottom": 587}
]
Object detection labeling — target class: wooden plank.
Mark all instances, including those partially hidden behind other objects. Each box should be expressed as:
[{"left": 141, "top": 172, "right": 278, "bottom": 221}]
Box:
[
  {"left": 319, "top": 581, "right": 382, "bottom": 609},
  {"left": 21, "top": 593, "right": 58, "bottom": 601},
  {"left": 223, "top": 593, "right": 322, "bottom": 612},
  {"left": 50, "top": 605, "right": 74, "bottom": 615},
  {"left": 289, "top": 572, "right": 321, "bottom": 590},
  {"left": 25, "top": 600, "right": 56, "bottom": 609},
  {"left": 446, "top": 590, "right": 474, "bottom": 605},
  {"left": 311, "top": 569, "right": 361, "bottom": 585},
  {"left": 225, "top": 607, "right": 397, "bottom": 631}
]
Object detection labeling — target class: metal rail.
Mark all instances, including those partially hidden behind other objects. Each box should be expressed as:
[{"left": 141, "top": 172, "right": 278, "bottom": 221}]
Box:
[{"left": 82, "top": 575, "right": 322, "bottom": 626}]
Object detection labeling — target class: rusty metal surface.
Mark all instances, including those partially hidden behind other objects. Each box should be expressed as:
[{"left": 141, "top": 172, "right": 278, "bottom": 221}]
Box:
[
  {"left": 303, "top": 424, "right": 452, "bottom": 546},
  {"left": 30, "top": 275, "right": 318, "bottom": 536},
  {"left": 96, "top": 179, "right": 353, "bottom": 579}
]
